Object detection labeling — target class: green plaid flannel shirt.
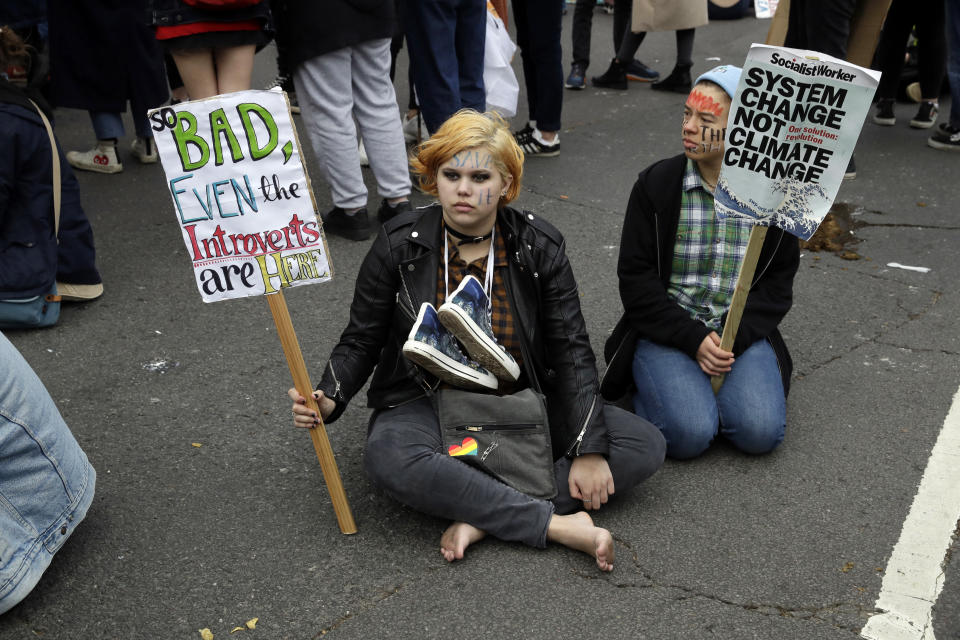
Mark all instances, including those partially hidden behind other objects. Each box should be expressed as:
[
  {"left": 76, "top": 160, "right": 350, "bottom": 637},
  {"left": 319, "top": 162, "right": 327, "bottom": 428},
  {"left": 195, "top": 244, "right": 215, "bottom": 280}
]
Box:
[{"left": 666, "top": 159, "right": 753, "bottom": 331}]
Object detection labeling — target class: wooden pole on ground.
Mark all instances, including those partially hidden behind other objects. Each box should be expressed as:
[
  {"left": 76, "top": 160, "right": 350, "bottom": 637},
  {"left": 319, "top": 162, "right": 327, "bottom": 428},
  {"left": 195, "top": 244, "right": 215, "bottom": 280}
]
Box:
[
  {"left": 711, "top": 226, "right": 768, "bottom": 394},
  {"left": 267, "top": 291, "right": 357, "bottom": 535}
]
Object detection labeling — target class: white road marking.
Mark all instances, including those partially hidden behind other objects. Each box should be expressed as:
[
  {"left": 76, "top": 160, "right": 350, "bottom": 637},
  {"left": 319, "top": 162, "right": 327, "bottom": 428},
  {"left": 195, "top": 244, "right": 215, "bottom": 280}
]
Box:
[{"left": 861, "top": 385, "right": 960, "bottom": 640}]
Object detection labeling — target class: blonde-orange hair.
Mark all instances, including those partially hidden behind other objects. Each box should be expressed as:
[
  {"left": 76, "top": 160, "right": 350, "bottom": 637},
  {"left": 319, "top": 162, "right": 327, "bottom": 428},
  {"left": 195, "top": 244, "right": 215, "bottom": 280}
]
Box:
[{"left": 410, "top": 109, "right": 524, "bottom": 204}]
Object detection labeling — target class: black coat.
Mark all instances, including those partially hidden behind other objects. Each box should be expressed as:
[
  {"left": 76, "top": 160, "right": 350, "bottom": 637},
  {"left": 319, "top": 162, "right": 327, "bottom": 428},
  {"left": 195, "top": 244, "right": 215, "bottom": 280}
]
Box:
[
  {"left": 603, "top": 154, "right": 799, "bottom": 398},
  {"left": 316, "top": 204, "right": 609, "bottom": 460},
  {"left": 148, "top": 0, "right": 272, "bottom": 26},
  {"left": 273, "top": 0, "right": 393, "bottom": 70},
  {"left": 47, "top": 0, "right": 168, "bottom": 113},
  {"left": 0, "top": 81, "right": 100, "bottom": 299}
]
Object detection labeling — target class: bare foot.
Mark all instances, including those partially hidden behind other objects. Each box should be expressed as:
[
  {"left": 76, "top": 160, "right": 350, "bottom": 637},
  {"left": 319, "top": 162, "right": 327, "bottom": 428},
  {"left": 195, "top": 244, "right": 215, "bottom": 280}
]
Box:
[
  {"left": 439, "top": 522, "right": 486, "bottom": 563},
  {"left": 546, "top": 511, "right": 615, "bottom": 572}
]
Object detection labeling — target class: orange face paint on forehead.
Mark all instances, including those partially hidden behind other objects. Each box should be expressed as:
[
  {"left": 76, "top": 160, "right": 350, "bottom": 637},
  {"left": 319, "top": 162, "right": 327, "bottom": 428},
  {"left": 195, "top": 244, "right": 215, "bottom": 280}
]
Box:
[{"left": 685, "top": 89, "right": 724, "bottom": 117}]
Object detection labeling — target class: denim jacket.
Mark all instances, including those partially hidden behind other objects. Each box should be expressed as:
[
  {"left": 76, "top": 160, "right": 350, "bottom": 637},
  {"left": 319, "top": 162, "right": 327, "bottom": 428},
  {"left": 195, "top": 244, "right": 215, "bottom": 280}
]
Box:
[{"left": 0, "top": 332, "right": 95, "bottom": 614}]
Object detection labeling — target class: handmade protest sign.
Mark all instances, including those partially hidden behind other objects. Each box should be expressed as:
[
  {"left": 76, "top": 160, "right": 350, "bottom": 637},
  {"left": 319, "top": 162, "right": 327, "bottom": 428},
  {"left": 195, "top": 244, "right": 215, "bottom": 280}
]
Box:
[
  {"left": 149, "top": 89, "right": 332, "bottom": 302},
  {"left": 148, "top": 90, "right": 356, "bottom": 534},
  {"left": 709, "top": 45, "right": 878, "bottom": 393},
  {"left": 714, "top": 44, "right": 880, "bottom": 240}
]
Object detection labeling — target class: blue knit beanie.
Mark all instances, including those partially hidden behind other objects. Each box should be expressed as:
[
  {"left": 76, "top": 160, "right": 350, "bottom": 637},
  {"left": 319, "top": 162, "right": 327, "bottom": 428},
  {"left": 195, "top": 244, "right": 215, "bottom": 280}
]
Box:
[{"left": 694, "top": 65, "right": 742, "bottom": 100}]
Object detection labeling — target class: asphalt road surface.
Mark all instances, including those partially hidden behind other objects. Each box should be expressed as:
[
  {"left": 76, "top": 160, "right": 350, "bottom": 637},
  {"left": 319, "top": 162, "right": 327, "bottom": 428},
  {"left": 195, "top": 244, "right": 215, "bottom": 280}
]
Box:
[{"left": 2, "top": 9, "right": 958, "bottom": 640}]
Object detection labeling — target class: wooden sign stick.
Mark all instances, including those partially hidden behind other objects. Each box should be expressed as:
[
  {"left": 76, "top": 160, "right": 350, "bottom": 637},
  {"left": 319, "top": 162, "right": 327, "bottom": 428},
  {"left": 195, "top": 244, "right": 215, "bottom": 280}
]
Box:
[
  {"left": 711, "top": 225, "right": 768, "bottom": 394},
  {"left": 267, "top": 291, "right": 357, "bottom": 534}
]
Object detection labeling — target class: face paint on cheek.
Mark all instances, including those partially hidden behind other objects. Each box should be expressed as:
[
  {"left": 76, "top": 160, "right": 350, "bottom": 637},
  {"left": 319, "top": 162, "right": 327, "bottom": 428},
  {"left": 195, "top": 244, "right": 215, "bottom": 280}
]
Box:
[{"left": 699, "top": 126, "right": 726, "bottom": 143}]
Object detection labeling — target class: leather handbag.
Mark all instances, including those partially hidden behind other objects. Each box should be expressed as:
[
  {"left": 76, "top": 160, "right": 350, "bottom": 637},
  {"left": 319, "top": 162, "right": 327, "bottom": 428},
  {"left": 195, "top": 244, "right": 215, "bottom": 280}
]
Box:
[
  {"left": 435, "top": 387, "right": 557, "bottom": 500},
  {"left": 0, "top": 99, "right": 62, "bottom": 329}
]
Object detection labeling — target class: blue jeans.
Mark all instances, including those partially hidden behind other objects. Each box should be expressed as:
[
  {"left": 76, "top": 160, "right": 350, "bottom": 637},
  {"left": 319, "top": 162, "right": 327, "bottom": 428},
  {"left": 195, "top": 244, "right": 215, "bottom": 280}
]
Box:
[
  {"left": 0, "top": 332, "right": 96, "bottom": 615},
  {"left": 89, "top": 109, "right": 152, "bottom": 141},
  {"left": 631, "top": 338, "right": 786, "bottom": 459},
  {"left": 403, "top": 0, "right": 486, "bottom": 134},
  {"left": 363, "top": 396, "right": 665, "bottom": 548},
  {"left": 948, "top": 0, "right": 960, "bottom": 128}
]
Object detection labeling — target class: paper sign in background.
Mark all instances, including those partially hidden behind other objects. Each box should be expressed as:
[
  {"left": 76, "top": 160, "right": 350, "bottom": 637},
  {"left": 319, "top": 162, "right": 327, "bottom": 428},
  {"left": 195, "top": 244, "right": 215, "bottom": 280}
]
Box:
[{"left": 148, "top": 89, "right": 332, "bottom": 303}]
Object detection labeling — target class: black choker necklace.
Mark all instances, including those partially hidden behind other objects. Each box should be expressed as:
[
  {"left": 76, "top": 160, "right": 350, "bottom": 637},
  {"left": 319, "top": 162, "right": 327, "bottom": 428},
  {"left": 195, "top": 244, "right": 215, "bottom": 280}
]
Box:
[{"left": 446, "top": 225, "right": 493, "bottom": 246}]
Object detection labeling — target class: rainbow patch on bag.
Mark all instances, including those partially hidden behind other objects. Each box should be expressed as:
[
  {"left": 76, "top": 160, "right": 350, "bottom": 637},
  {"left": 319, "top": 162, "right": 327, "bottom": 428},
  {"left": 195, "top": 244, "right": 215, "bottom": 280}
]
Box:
[{"left": 448, "top": 437, "right": 478, "bottom": 456}]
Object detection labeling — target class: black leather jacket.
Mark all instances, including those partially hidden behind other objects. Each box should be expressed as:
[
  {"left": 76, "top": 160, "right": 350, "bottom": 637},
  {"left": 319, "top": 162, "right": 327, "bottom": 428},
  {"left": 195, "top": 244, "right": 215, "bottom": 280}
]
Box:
[{"left": 316, "top": 204, "right": 608, "bottom": 460}]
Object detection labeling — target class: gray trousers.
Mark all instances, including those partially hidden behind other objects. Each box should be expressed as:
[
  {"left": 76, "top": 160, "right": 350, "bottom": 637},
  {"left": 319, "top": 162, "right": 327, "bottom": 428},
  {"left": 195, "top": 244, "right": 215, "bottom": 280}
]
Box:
[
  {"left": 293, "top": 38, "right": 411, "bottom": 210},
  {"left": 364, "top": 397, "right": 666, "bottom": 548}
]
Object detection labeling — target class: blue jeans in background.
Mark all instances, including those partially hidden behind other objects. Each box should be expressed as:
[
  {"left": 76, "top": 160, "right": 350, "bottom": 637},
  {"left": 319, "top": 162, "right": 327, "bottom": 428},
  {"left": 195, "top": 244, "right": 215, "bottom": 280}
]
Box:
[
  {"left": 947, "top": 0, "right": 960, "bottom": 128},
  {"left": 0, "top": 332, "right": 95, "bottom": 615},
  {"left": 403, "top": 0, "right": 486, "bottom": 134},
  {"left": 90, "top": 108, "right": 153, "bottom": 141},
  {"left": 631, "top": 338, "right": 786, "bottom": 459}
]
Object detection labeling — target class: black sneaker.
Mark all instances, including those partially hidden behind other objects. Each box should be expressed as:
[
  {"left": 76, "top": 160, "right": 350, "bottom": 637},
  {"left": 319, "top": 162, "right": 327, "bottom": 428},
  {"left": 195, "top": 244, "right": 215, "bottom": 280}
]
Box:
[
  {"left": 592, "top": 58, "right": 627, "bottom": 90},
  {"left": 323, "top": 206, "right": 372, "bottom": 241},
  {"left": 872, "top": 98, "right": 895, "bottom": 126},
  {"left": 910, "top": 101, "right": 939, "bottom": 129},
  {"left": 651, "top": 63, "right": 692, "bottom": 93},
  {"left": 377, "top": 198, "right": 412, "bottom": 224},
  {"left": 514, "top": 127, "right": 560, "bottom": 157},
  {"left": 928, "top": 124, "right": 960, "bottom": 152},
  {"left": 515, "top": 121, "right": 534, "bottom": 138},
  {"left": 843, "top": 155, "right": 856, "bottom": 180},
  {"left": 626, "top": 59, "right": 659, "bottom": 82},
  {"left": 565, "top": 62, "right": 586, "bottom": 90}
]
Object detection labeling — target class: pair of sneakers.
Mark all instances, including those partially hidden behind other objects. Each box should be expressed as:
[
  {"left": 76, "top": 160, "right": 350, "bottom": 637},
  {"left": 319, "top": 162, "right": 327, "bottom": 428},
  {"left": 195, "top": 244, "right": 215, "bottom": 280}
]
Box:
[
  {"left": 873, "top": 98, "right": 939, "bottom": 129},
  {"left": 402, "top": 275, "right": 521, "bottom": 391}
]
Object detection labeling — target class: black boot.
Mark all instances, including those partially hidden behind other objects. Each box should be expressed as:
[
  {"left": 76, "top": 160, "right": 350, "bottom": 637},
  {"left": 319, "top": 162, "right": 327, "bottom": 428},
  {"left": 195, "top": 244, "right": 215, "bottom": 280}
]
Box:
[
  {"left": 591, "top": 58, "right": 628, "bottom": 90},
  {"left": 651, "top": 63, "right": 693, "bottom": 93}
]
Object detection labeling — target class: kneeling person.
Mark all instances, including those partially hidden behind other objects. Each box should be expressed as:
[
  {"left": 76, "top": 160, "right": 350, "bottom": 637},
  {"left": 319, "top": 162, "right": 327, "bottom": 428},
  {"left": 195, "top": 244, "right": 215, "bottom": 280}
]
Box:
[{"left": 608, "top": 65, "right": 800, "bottom": 459}]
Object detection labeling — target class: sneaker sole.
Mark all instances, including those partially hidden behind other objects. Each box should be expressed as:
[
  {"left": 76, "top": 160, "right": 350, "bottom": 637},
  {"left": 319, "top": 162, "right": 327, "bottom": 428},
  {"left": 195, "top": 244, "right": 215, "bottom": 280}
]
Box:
[
  {"left": 564, "top": 83, "right": 585, "bottom": 90},
  {"left": 437, "top": 304, "right": 521, "bottom": 382},
  {"left": 910, "top": 119, "right": 936, "bottom": 129},
  {"left": 402, "top": 340, "right": 499, "bottom": 390},
  {"left": 872, "top": 116, "right": 896, "bottom": 126},
  {"left": 626, "top": 75, "right": 658, "bottom": 82},
  {"left": 927, "top": 138, "right": 960, "bottom": 151},
  {"left": 66, "top": 159, "right": 123, "bottom": 174},
  {"left": 525, "top": 148, "right": 561, "bottom": 158}
]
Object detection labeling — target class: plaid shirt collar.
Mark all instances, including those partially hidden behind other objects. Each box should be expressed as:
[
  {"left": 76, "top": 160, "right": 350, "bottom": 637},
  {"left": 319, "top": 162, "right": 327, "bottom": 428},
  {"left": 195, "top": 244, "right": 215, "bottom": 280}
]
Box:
[{"left": 682, "top": 158, "right": 707, "bottom": 193}]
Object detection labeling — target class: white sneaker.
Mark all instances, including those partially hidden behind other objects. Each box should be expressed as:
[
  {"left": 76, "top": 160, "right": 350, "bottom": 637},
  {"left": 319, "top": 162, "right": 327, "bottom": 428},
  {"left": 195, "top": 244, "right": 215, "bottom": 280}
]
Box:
[
  {"left": 66, "top": 141, "right": 122, "bottom": 174},
  {"left": 131, "top": 137, "right": 158, "bottom": 164},
  {"left": 359, "top": 139, "right": 369, "bottom": 167},
  {"left": 402, "top": 111, "right": 426, "bottom": 143}
]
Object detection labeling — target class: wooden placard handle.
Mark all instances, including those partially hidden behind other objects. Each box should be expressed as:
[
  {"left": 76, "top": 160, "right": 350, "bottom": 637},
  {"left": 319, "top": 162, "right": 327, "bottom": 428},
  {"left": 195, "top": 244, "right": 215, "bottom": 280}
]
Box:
[
  {"left": 267, "top": 291, "right": 357, "bottom": 534},
  {"left": 711, "top": 225, "right": 768, "bottom": 394}
]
